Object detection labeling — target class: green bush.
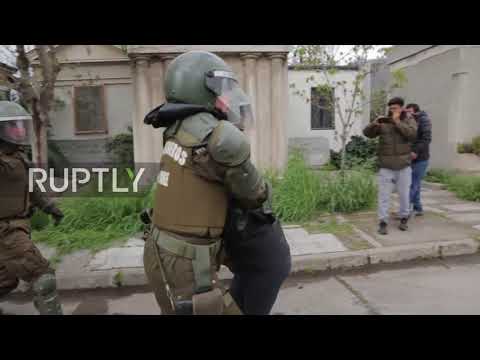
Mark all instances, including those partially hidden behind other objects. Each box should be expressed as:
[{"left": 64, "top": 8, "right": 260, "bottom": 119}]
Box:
[
  {"left": 330, "top": 136, "right": 378, "bottom": 171},
  {"left": 472, "top": 136, "right": 480, "bottom": 156},
  {"left": 457, "top": 142, "right": 474, "bottom": 154},
  {"left": 106, "top": 127, "right": 134, "bottom": 166}
]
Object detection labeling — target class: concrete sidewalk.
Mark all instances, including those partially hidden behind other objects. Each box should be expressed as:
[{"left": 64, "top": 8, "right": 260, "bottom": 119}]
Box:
[{"left": 17, "top": 182, "right": 480, "bottom": 292}]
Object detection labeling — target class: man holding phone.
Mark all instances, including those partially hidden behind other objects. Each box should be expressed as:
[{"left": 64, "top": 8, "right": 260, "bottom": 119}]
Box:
[{"left": 363, "top": 97, "right": 417, "bottom": 235}]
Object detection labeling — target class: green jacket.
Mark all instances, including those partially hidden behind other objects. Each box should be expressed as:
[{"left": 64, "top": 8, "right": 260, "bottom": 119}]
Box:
[{"left": 363, "top": 114, "right": 418, "bottom": 170}]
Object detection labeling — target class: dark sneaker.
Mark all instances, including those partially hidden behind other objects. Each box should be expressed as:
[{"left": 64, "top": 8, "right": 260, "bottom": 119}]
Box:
[
  {"left": 399, "top": 218, "right": 409, "bottom": 231},
  {"left": 415, "top": 210, "right": 424, "bottom": 217},
  {"left": 378, "top": 221, "right": 388, "bottom": 235}
]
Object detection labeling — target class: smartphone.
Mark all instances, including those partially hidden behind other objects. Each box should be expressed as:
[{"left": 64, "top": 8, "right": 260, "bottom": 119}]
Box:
[{"left": 376, "top": 116, "right": 391, "bottom": 124}]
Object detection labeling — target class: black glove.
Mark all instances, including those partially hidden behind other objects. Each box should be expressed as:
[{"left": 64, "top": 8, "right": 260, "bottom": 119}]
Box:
[{"left": 45, "top": 204, "right": 64, "bottom": 226}]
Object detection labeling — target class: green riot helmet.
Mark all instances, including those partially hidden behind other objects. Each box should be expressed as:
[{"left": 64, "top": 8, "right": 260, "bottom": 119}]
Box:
[
  {"left": 0, "top": 101, "right": 33, "bottom": 146},
  {"left": 165, "top": 51, "right": 254, "bottom": 131}
]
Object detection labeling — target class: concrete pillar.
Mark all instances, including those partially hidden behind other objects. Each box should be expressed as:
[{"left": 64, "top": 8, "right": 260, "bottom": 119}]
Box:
[
  {"left": 163, "top": 55, "right": 176, "bottom": 73},
  {"left": 269, "top": 53, "right": 288, "bottom": 170},
  {"left": 255, "top": 57, "right": 272, "bottom": 170},
  {"left": 132, "top": 56, "right": 153, "bottom": 166},
  {"left": 240, "top": 53, "right": 260, "bottom": 165},
  {"left": 149, "top": 58, "right": 166, "bottom": 164}
]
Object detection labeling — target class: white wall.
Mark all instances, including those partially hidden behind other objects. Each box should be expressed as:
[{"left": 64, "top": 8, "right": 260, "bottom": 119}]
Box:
[{"left": 288, "top": 69, "right": 363, "bottom": 152}]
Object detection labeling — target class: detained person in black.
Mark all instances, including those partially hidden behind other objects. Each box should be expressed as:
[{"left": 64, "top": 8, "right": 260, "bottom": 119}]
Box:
[{"left": 223, "top": 196, "right": 291, "bottom": 315}]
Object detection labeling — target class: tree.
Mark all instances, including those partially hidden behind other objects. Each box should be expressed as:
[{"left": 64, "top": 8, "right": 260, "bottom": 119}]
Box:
[
  {"left": 12, "top": 45, "right": 61, "bottom": 167},
  {"left": 290, "top": 45, "right": 406, "bottom": 171}
]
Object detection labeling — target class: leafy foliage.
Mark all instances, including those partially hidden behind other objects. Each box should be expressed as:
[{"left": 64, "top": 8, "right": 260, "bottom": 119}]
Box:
[
  {"left": 330, "top": 136, "right": 378, "bottom": 171},
  {"left": 105, "top": 127, "right": 134, "bottom": 166},
  {"left": 270, "top": 151, "right": 377, "bottom": 223}
]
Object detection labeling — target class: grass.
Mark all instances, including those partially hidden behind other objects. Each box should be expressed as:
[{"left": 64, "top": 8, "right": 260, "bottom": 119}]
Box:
[
  {"left": 426, "top": 169, "right": 480, "bottom": 202},
  {"left": 270, "top": 152, "right": 377, "bottom": 223},
  {"left": 425, "top": 169, "right": 454, "bottom": 184},
  {"left": 32, "top": 187, "right": 154, "bottom": 255},
  {"left": 32, "top": 152, "right": 377, "bottom": 255}
]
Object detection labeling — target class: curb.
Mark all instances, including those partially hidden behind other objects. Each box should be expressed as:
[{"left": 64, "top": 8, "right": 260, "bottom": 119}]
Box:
[
  {"left": 14, "top": 239, "right": 477, "bottom": 292},
  {"left": 291, "top": 238, "right": 479, "bottom": 274}
]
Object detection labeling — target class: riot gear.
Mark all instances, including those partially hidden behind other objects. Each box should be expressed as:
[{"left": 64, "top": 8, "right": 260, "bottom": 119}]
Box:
[
  {"left": 143, "top": 51, "right": 268, "bottom": 315},
  {"left": 0, "top": 101, "right": 32, "bottom": 146},
  {"left": 0, "top": 101, "right": 64, "bottom": 315}
]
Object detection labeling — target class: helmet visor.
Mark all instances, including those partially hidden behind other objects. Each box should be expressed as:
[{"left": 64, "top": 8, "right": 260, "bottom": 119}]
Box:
[
  {"left": 205, "top": 70, "right": 254, "bottom": 131},
  {"left": 0, "top": 119, "right": 32, "bottom": 146}
]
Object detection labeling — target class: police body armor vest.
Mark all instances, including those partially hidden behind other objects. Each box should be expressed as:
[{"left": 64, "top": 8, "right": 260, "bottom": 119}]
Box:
[
  {"left": 0, "top": 150, "right": 29, "bottom": 220},
  {"left": 153, "top": 117, "right": 228, "bottom": 239}
]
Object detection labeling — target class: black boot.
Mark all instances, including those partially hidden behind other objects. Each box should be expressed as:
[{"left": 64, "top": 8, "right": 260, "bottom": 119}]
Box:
[
  {"left": 399, "top": 218, "right": 409, "bottom": 231},
  {"left": 378, "top": 221, "right": 388, "bottom": 235}
]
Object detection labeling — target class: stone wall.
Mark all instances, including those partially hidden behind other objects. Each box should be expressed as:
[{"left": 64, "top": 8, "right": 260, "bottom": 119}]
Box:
[{"left": 51, "top": 139, "right": 113, "bottom": 164}]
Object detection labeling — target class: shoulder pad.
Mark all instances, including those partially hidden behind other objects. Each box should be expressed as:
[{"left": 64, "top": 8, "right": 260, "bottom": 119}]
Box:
[
  {"left": 175, "top": 112, "right": 220, "bottom": 147},
  {"left": 208, "top": 121, "right": 250, "bottom": 167}
]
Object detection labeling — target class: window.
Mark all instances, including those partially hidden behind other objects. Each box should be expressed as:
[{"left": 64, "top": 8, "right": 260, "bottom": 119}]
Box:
[
  {"left": 311, "top": 87, "right": 335, "bottom": 130},
  {"left": 73, "top": 85, "right": 107, "bottom": 134}
]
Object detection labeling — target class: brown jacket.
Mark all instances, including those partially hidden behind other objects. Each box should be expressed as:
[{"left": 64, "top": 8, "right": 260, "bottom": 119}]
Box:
[
  {"left": 363, "top": 112, "right": 418, "bottom": 170},
  {"left": 0, "top": 142, "right": 53, "bottom": 220}
]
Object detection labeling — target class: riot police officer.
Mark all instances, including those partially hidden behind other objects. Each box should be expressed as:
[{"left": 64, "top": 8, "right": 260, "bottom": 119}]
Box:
[
  {"left": 0, "top": 100, "right": 64, "bottom": 315},
  {"left": 142, "top": 50, "right": 286, "bottom": 315}
]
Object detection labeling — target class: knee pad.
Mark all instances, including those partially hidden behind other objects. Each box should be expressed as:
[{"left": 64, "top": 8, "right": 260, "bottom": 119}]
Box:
[
  {"left": 32, "top": 273, "right": 57, "bottom": 296},
  {"left": 32, "top": 273, "right": 63, "bottom": 315}
]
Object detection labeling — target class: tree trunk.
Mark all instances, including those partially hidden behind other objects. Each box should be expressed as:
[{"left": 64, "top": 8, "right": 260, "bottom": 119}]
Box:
[
  {"left": 15, "top": 45, "right": 60, "bottom": 169},
  {"left": 31, "top": 104, "right": 49, "bottom": 167}
]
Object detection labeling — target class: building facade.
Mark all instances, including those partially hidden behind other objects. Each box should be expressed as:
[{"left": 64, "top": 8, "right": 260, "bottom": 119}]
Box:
[
  {"left": 387, "top": 45, "right": 480, "bottom": 171},
  {"left": 127, "top": 45, "right": 291, "bottom": 171},
  {"left": 287, "top": 65, "right": 363, "bottom": 167},
  {"left": 29, "top": 45, "right": 291, "bottom": 171}
]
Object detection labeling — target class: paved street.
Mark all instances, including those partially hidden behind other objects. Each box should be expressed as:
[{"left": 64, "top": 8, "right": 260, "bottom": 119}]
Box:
[{"left": 4, "top": 253, "right": 480, "bottom": 315}]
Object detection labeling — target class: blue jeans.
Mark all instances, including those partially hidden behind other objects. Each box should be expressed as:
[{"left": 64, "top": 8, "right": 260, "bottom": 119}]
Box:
[{"left": 410, "top": 160, "right": 429, "bottom": 212}]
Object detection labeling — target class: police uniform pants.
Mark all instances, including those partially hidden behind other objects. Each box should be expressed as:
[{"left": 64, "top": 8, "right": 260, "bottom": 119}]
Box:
[
  {"left": 0, "top": 220, "right": 53, "bottom": 299},
  {"left": 143, "top": 232, "right": 240, "bottom": 315}
]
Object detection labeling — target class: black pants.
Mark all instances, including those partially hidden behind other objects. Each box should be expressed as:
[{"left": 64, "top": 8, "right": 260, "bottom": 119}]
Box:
[{"left": 224, "top": 209, "right": 291, "bottom": 315}]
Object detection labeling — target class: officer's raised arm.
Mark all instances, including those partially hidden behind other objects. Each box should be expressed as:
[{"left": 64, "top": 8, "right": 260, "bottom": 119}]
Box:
[{"left": 207, "top": 120, "right": 267, "bottom": 209}]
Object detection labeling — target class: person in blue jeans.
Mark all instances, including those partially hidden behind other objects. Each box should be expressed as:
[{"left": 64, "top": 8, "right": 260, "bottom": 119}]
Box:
[{"left": 405, "top": 104, "right": 432, "bottom": 216}]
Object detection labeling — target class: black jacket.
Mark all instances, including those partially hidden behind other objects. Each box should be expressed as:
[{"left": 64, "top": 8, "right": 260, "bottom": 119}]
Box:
[{"left": 412, "top": 111, "right": 432, "bottom": 162}]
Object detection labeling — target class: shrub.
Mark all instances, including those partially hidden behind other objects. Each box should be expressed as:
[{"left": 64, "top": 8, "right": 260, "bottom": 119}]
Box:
[
  {"left": 472, "top": 136, "right": 480, "bottom": 156},
  {"left": 330, "top": 136, "right": 378, "bottom": 171},
  {"left": 457, "top": 142, "right": 474, "bottom": 154},
  {"left": 106, "top": 127, "right": 134, "bottom": 166}
]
